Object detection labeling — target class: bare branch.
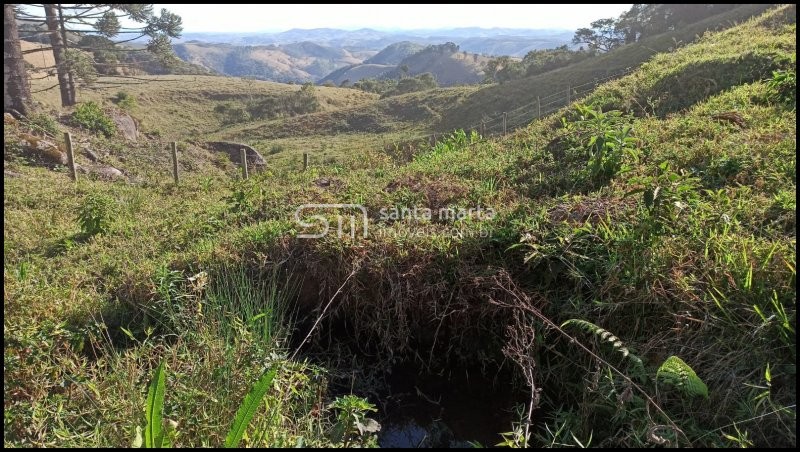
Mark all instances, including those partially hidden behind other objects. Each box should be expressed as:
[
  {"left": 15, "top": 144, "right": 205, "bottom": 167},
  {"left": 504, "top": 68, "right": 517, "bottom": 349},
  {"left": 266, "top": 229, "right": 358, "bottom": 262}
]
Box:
[{"left": 31, "top": 83, "right": 61, "bottom": 93}]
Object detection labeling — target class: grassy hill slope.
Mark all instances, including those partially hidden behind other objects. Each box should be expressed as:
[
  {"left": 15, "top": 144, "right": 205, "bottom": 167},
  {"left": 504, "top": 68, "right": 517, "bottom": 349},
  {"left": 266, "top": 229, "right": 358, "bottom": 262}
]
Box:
[
  {"left": 174, "top": 41, "right": 363, "bottom": 83},
  {"left": 438, "top": 3, "right": 776, "bottom": 130},
  {"left": 29, "top": 75, "right": 378, "bottom": 141}
]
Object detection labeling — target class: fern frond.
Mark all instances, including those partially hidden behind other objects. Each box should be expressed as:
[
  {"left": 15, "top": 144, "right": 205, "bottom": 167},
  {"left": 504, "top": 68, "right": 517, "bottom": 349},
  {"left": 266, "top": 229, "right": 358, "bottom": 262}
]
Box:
[
  {"left": 561, "top": 319, "right": 644, "bottom": 369},
  {"left": 656, "top": 355, "right": 708, "bottom": 398}
]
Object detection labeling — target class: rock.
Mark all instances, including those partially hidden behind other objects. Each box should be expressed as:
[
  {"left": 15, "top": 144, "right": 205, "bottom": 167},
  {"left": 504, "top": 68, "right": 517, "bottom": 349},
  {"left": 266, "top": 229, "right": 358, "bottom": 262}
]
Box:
[
  {"left": 111, "top": 111, "right": 138, "bottom": 141},
  {"left": 76, "top": 164, "right": 89, "bottom": 174},
  {"left": 205, "top": 141, "right": 267, "bottom": 169},
  {"left": 94, "top": 166, "right": 125, "bottom": 181},
  {"left": 81, "top": 147, "right": 100, "bottom": 162}
]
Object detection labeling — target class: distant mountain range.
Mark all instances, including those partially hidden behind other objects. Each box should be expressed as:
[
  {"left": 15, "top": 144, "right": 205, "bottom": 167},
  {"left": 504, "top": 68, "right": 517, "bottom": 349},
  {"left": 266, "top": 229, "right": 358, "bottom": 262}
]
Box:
[
  {"left": 172, "top": 27, "right": 574, "bottom": 84},
  {"left": 174, "top": 27, "right": 574, "bottom": 55}
]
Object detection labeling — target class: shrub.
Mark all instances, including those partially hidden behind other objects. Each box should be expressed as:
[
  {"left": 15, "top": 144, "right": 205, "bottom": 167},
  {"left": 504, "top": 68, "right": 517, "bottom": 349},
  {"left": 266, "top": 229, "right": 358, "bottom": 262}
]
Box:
[
  {"left": 213, "top": 102, "right": 251, "bottom": 125},
  {"left": 73, "top": 102, "right": 116, "bottom": 137},
  {"left": 77, "top": 193, "right": 115, "bottom": 236},
  {"left": 246, "top": 83, "right": 320, "bottom": 121},
  {"left": 352, "top": 78, "right": 398, "bottom": 95},
  {"left": 112, "top": 91, "right": 137, "bottom": 111},
  {"left": 766, "top": 68, "right": 796, "bottom": 109},
  {"left": 381, "top": 73, "right": 438, "bottom": 97},
  {"left": 561, "top": 104, "right": 640, "bottom": 185}
]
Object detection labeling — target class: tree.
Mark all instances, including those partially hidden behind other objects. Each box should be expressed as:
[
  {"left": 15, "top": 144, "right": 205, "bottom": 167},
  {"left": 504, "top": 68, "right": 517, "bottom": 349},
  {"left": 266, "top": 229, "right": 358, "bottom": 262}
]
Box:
[
  {"left": 606, "top": 4, "right": 741, "bottom": 46},
  {"left": 382, "top": 72, "right": 438, "bottom": 97},
  {"left": 572, "top": 18, "right": 624, "bottom": 53},
  {"left": 43, "top": 4, "right": 75, "bottom": 106},
  {"left": 17, "top": 4, "right": 183, "bottom": 107},
  {"left": 4, "top": 4, "right": 31, "bottom": 116}
]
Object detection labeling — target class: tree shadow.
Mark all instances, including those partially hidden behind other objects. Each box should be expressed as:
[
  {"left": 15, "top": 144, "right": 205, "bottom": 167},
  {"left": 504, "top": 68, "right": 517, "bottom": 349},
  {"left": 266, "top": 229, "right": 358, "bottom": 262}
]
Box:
[{"left": 614, "top": 54, "right": 782, "bottom": 118}]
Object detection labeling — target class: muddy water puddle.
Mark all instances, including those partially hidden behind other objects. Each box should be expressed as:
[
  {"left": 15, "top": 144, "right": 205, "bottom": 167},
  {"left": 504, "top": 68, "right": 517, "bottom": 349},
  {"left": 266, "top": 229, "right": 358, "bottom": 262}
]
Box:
[{"left": 374, "top": 364, "right": 525, "bottom": 448}]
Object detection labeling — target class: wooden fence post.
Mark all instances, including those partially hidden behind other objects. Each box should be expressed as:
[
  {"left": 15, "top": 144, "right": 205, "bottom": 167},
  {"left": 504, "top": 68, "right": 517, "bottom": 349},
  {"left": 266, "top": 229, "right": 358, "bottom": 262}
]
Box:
[
  {"left": 537, "top": 96, "right": 541, "bottom": 118},
  {"left": 566, "top": 84, "right": 571, "bottom": 105},
  {"left": 240, "top": 148, "right": 249, "bottom": 179},
  {"left": 63, "top": 132, "right": 77, "bottom": 181},
  {"left": 503, "top": 112, "right": 507, "bottom": 136},
  {"left": 171, "top": 141, "right": 179, "bottom": 184},
  {"left": 481, "top": 121, "right": 486, "bottom": 136},
  {"left": 303, "top": 152, "right": 309, "bottom": 171}
]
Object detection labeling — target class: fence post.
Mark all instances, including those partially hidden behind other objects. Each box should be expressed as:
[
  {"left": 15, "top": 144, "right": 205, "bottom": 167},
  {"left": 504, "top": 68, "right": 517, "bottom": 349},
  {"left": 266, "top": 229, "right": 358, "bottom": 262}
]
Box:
[
  {"left": 481, "top": 121, "right": 486, "bottom": 136},
  {"left": 240, "top": 148, "right": 249, "bottom": 179},
  {"left": 567, "top": 84, "right": 571, "bottom": 105},
  {"left": 303, "top": 152, "right": 309, "bottom": 171},
  {"left": 170, "top": 141, "right": 179, "bottom": 184},
  {"left": 503, "top": 112, "right": 507, "bottom": 136},
  {"left": 537, "top": 96, "right": 541, "bottom": 118},
  {"left": 63, "top": 132, "right": 77, "bottom": 182}
]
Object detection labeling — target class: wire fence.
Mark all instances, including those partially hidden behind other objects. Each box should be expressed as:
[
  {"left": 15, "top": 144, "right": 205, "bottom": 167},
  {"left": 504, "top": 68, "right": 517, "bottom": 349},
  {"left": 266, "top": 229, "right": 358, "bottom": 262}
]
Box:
[
  {"left": 362, "top": 66, "right": 637, "bottom": 164},
  {"left": 195, "top": 66, "right": 638, "bottom": 176}
]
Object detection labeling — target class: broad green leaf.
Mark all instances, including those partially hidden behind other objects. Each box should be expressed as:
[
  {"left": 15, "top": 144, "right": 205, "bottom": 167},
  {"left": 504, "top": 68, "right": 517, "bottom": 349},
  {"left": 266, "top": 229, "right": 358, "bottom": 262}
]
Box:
[
  {"left": 145, "top": 361, "right": 166, "bottom": 448},
  {"left": 224, "top": 367, "right": 277, "bottom": 448}
]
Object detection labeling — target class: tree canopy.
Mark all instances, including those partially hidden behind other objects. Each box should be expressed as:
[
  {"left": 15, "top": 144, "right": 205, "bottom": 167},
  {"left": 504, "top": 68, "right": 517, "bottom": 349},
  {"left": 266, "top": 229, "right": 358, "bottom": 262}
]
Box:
[
  {"left": 14, "top": 4, "right": 184, "bottom": 106},
  {"left": 572, "top": 4, "right": 740, "bottom": 54}
]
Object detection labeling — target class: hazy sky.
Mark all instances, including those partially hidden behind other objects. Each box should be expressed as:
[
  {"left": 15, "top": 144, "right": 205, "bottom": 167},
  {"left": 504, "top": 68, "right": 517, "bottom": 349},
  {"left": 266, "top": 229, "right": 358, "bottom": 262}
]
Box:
[{"left": 155, "top": 4, "right": 633, "bottom": 33}]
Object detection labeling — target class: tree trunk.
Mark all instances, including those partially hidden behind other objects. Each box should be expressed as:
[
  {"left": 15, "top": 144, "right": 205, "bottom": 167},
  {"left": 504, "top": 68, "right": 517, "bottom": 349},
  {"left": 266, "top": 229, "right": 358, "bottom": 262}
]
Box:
[
  {"left": 44, "top": 3, "right": 75, "bottom": 106},
  {"left": 56, "top": 4, "right": 76, "bottom": 100},
  {"left": 4, "top": 4, "right": 31, "bottom": 116}
]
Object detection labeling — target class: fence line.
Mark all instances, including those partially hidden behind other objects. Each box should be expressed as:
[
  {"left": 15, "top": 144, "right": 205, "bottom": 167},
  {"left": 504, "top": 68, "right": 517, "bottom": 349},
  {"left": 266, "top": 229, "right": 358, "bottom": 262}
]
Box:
[{"left": 164, "top": 66, "right": 637, "bottom": 176}]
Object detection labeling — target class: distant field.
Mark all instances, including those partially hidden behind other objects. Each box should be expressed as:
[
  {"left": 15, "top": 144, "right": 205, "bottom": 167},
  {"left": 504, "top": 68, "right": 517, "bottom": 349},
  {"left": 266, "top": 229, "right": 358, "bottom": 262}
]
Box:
[
  {"left": 21, "top": 40, "right": 55, "bottom": 72},
  {"left": 29, "top": 74, "right": 379, "bottom": 141}
]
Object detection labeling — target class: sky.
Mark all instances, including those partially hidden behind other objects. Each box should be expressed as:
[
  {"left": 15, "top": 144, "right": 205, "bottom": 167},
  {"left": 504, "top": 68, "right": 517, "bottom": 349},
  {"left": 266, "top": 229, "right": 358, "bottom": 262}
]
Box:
[{"left": 154, "top": 4, "right": 632, "bottom": 33}]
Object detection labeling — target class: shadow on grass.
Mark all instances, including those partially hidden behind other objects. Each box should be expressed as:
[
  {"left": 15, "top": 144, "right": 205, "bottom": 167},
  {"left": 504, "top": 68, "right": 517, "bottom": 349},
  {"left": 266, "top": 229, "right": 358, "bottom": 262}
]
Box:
[{"left": 43, "top": 232, "right": 95, "bottom": 257}]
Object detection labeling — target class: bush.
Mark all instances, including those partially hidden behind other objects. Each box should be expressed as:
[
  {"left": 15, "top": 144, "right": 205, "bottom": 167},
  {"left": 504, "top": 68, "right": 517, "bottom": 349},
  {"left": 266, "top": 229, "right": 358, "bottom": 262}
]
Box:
[
  {"left": 561, "top": 104, "right": 639, "bottom": 185},
  {"left": 112, "top": 91, "right": 137, "bottom": 111},
  {"left": 214, "top": 102, "right": 251, "bottom": 125},
  {"left": 766, "top": 68, "right": 796, "bottom": 109},
  {"left": 77, "top": 193, "right": 115, "bottom": 237},
  {"left": 73, "top": 102, "right": 116, "bottom": 137},
  {"left": 242, "top": 83, "right": 320, "bottom": 122},
  {"left": 381, "top": 73, "right": 438, "bottom": 97},
  {"left": 352, "top": 78, "right": 398, "bottom": 95}
]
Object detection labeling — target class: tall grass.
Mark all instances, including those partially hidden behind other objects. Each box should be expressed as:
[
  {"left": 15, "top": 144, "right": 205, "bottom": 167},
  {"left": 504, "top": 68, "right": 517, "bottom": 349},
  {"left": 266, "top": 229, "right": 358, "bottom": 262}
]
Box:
[{"left": 203, "top": 265, "right": 298, "bottom": 348}]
